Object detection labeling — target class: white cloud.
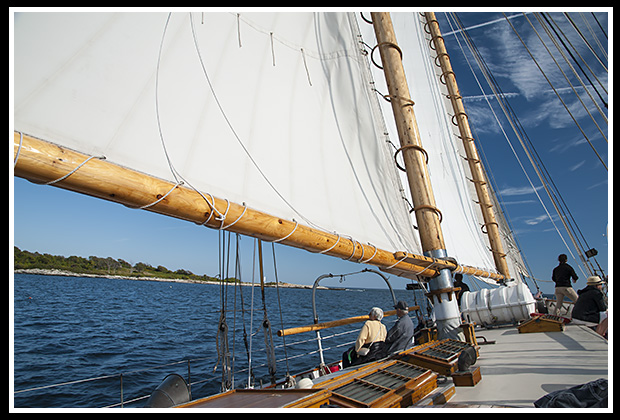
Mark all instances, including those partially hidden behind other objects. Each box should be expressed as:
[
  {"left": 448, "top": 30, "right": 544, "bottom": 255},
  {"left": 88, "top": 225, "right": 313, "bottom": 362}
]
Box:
[
  {"left": 524, "top": 214, "right": 548, "bottom": 225},
  {"left": 501, "top": 199, "right": 537, "bottom": 205},
  {"left": 463, "top": 92, "right": 520, "bottom": 102},
  {"left": 455, "top": 12, "right": 608, "bottom": 133},
  {"left": 499, "top": 184, "right": 544, "bottom": 196},
  {"left": 569, "top": 160, "right": 586, "bottom": 171}
]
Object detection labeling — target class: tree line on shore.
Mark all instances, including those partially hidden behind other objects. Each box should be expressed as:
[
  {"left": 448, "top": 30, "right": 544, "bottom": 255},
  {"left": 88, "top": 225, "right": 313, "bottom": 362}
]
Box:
[{"left": 13, "top": 246, "right": 220, "bottom": 282}]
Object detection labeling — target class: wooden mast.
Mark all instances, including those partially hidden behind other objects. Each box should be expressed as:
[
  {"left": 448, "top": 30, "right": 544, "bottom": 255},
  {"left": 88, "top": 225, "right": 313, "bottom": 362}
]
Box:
[
  {"left": 424, "top": 12, "right": 511, "bottom": 278},
  {"left": 371, "top": 13, "right": 462, "bottom": 339},
  {"left": 13, "top": 132, "right": 504, "bottom": 282},
  {"left": 371, "top": 13, "right": 444, "bottom": 256}
]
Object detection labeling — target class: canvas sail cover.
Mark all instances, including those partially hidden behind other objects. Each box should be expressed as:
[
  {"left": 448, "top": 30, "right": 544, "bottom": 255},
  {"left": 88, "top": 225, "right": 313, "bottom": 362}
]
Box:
[{"left": 14, "top": 12, "right": 523, "bottom": 278}]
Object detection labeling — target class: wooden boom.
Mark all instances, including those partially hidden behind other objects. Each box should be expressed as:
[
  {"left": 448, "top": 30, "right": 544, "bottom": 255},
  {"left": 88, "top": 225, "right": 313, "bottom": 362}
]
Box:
[
  {"left": 13, "top": 132, "right": 504, "bottom": 282},
  {"left": 277, "top": 306, "right": 420, "bottom": 337}
]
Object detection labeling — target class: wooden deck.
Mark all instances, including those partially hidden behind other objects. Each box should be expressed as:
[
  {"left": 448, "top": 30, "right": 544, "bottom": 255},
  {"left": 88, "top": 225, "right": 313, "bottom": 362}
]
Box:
[
  {"left": 179, "top": 389, "right": 332, "bottom": 409},
  {"left": 176, "top": 324, "right": 608, "bottom": 409},
  {"left": 449, "top": 324, "right": 608, "bottom": 407}
]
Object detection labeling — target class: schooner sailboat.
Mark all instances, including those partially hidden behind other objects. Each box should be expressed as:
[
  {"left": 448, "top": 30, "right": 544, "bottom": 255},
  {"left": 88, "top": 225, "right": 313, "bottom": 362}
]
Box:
[{"left": 13, "top": 10, "right": 608, "bottom": 408}]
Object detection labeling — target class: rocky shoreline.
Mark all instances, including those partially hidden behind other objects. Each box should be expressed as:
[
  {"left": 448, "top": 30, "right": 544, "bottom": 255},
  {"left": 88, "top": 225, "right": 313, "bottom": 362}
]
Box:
[{"left": 14, "top": 268, "right": 338, "bottom": 290}]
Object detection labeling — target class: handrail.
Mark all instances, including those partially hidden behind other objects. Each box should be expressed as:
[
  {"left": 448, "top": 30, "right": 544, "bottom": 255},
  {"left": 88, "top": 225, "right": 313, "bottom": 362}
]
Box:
[
  {"left": 277, "top": 305, "right": 419, "bottom": 337},
  {"left": 311, "top": 268, "right": 397, "bottom": 324}
]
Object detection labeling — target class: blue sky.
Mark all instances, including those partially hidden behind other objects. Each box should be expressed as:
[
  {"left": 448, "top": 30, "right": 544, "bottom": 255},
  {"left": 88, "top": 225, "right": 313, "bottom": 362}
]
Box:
[
  {"left": 434, "top": 11, "right": 609, "bottom": 293},
  {"left": 11, "top": 10, "right": 609, "bottom": 295}
]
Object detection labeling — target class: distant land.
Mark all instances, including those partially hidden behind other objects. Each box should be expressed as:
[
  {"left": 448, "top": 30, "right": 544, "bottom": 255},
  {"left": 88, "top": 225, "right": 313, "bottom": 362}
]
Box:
[{"left": 13, "top": 247, "right": 337, "bottom": 290}]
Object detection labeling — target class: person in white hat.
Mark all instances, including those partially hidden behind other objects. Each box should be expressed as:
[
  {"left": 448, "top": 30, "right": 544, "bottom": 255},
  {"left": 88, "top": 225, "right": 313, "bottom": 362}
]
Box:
[{"left": 571, "top": 276, "right": 607, "bottom": 324}]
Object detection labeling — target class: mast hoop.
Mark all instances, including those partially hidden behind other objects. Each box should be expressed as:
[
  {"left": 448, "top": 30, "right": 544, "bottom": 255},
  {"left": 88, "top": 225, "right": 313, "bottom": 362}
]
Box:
[
  {"left": 439, "top": 70, "right": 456, "bottom": 86},
  {"left": 463, "top": 156, "right": 481, "bottom": 165},
  {"left": 378, "top": 93, "right": 416, "bottom": 108},
  {"left": 450, "top": 111, "right": 469, "bottom": 126},
  {"left": 491, "top": 250, "right": 507, "bottom": 258},
  {"left": 434, "top": 52, "right": 450, "bottom": 68},
  {"left": 370, "top": 41, "right": 403, "bottom": 70},
  {"left": 428, "top": 34, "right": 445, "bottom": 51},
  {"left": 412, "top": 204, "right": 443, "bottom": 223},
  {"left": 422, "top": 17, "right": 440, "bottom": 35},
  {"left": 467, "top": 177, "right": 487, "bottom": 186},
  {"left": 481, "top": 221, "right": 499, "bottom": 234},
  {"left": 359, "top": 12, "right": 373, "bottom": 25},
  {"left": 394, "top": 144, "right": 429, "bottom": 171}
]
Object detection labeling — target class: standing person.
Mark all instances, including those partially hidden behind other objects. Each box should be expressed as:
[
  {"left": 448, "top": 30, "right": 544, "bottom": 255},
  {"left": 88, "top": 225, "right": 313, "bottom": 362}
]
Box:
[
  {"left": 571, "top": 276, "right": 607, "bottom": 324},
  {"left": 383, "top": 301, "right": 414, "bottom": 355},
  {"left": 453, "top": 273, "right": 470, "bottom": 308},
  {"left": 552, "top": 254, "right": 579, "bottom": 316}
]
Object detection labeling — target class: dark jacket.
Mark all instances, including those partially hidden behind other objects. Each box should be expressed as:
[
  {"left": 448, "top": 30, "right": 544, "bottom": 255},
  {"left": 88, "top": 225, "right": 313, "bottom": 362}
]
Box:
[
  {"left": 384, "top": 315, "right": 414, "bottom": 355},
  {"left": 552, "top": 262, "right": 579, "bottom": 287},
  {"left": 571, "top": 285, "right": 607, "bottom": 323}
]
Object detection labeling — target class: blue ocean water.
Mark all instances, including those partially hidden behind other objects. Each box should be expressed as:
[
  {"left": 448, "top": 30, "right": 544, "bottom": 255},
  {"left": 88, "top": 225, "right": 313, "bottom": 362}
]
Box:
[{"left": 13, "top": 273, "right": 426, "bottom": 408}]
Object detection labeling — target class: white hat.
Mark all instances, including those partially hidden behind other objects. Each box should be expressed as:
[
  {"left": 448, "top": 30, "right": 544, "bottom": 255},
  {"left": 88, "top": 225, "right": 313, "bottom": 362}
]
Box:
[{"left": 587, "top": 276, "right": 603, "bottom": 286}]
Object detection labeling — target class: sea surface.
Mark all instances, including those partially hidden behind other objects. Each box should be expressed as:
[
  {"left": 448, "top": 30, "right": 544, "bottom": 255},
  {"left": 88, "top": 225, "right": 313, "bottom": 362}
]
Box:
[{"left": 13, "top": 273, "right": 427, "bottom": 408}]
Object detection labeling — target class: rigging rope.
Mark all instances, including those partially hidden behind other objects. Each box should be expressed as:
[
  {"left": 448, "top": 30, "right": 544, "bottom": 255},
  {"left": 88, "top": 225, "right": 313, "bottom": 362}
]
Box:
[
  {"left": 257, "top": 240, "right": 277, "bottom": 384},
  {"left": 447, "top": 12, "right": 580, "bottom": 275},
  {"left": 444, "top": 12, "right": 603, "bottom": 279},
  {"left": 502, "top": 13, "right": 607, "bottom": 171},
  {"left": 271, "top": 243, "right": 293, "bottom": 384},
  {"left": 233, "top": 234, "right": 253, "bottom": 387},
  {"left": 564, "top": 12, "right": 608, "bottom": 68},
  {"left": 533, "top": 13, "right": 608, "bottom": 123},
  {"left": 213, "top": 231, "right": 232, "bottom": 391}
]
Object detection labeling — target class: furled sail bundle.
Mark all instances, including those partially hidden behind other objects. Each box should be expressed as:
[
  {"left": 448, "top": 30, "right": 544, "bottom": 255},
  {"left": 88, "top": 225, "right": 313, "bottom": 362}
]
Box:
[{"left": 14, "top": 12, "right": 522, "bottom": 281}]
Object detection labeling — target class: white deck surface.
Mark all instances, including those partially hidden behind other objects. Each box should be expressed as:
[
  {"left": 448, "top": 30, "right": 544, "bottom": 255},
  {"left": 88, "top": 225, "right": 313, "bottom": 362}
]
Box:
[{"left": 450, "top": 324, "right": 608, "bottom": 407}]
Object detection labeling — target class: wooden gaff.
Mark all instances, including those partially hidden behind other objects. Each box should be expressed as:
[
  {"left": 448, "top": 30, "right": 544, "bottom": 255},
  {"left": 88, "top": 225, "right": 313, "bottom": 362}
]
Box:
[
  {"left": 13, "top": 132, "right": 434, "bottom": 277},
  {"left": 13, "top": 132, "right": 504, "bottom": 281}
]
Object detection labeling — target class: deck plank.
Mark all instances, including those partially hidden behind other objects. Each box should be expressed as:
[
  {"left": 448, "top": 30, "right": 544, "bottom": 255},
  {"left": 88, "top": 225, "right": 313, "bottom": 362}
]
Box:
[{"left": 449, "top": 324, "right": 608, "bottom": 407}]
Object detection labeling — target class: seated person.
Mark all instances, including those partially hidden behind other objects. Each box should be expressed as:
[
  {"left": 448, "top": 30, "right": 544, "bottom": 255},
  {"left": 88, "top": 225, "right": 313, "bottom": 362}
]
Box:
[
  {"left": 383, "top": 300, "right": 414, "bottom": 355},
  {"left": 572, "top": 276, "right": 607, "bottom": 324},
  {"left": 342, "top": 307, "right": 386, "bottom": 368}
]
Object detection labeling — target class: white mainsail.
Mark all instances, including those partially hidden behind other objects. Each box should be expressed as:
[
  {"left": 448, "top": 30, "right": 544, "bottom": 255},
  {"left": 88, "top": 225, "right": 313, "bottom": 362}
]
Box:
[
  {"left": 14, "top": 11, "right": 522, "bottom": 279},
  {"left": 15, "top": 12, "right": 420, "bottom": 257}
]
